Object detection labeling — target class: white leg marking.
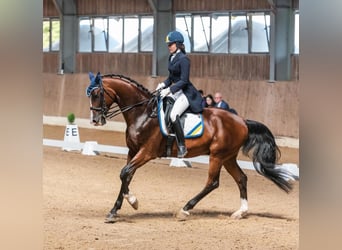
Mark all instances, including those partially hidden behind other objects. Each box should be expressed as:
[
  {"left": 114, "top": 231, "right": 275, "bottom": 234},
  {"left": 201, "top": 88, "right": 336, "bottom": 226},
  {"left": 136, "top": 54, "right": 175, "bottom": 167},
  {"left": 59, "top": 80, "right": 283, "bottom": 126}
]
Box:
[
  {"left": 89, "top": 99, "right": 93, "bottom": 123},
  {"left": 231, "top": 198, "right": 248, "bottom": 219},
  {"left": 124, "top": 193, "right": 139, "bottom": 210},
  {"left": 176, "top": 208, "right": 190, "bottom": 221}
]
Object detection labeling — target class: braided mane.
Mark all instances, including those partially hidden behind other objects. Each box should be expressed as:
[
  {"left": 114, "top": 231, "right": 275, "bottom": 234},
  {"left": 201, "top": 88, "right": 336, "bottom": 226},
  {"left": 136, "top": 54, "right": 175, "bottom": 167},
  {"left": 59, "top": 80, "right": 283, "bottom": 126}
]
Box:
[{"left": 102, "top": 73, "right": 152, "bottom": 96}]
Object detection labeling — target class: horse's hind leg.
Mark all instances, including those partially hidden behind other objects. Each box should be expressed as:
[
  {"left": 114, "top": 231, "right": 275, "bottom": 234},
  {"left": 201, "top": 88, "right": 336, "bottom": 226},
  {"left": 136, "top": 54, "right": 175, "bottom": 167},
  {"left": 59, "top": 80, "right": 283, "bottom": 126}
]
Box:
[
  {"left": 223, "top": 158, "right": 248, "bottom": 219},
  {"left": 177, "top": 157, "right": 222, "bottom": 220}
]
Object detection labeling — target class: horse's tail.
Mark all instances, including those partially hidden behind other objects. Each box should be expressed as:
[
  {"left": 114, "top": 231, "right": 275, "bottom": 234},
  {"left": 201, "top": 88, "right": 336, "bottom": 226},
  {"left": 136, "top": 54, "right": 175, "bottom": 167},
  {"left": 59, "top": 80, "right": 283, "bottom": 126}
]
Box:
[{"left": 242, "top": 119, "right": 295, "bottom": 193}]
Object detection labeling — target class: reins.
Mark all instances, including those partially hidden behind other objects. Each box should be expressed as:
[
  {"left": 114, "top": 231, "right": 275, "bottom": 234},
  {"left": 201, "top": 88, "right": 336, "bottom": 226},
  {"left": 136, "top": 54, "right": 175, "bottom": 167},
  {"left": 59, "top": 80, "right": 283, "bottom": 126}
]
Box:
[{"left": 106, "top": 98, "right": 154, "bottom": 119}]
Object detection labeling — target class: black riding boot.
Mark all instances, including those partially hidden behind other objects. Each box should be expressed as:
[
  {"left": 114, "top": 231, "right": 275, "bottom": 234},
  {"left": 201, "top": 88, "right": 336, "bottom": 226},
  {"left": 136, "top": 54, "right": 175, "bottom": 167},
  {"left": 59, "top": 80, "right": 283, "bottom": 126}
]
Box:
[{"left": 172, "top": 116, "right": 187, "bottom": 158}]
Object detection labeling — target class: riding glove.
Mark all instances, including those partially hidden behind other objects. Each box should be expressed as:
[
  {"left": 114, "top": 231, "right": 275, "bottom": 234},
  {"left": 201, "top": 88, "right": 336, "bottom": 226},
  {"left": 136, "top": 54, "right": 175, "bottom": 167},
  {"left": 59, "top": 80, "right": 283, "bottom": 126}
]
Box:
[
  {"left": 160, "top": 87, "right": 170, "bottom": 98},
  {"left": 155, "top": 82, "right": 165, "bottom": 91}
]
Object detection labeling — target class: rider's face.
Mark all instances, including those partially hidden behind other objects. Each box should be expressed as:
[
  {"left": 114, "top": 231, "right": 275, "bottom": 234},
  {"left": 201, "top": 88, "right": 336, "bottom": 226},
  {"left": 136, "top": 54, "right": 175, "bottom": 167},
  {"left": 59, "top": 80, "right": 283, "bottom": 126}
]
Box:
[{"left": 168, "top": 42, "right": 177, "bottom": 54}]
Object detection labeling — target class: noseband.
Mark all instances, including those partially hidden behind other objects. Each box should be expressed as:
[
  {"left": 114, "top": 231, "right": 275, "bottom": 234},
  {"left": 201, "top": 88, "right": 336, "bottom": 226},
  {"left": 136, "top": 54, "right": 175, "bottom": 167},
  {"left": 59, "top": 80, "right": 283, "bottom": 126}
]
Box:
[{"left": 90, "top": 82, "right": 108, "bottom": 111}]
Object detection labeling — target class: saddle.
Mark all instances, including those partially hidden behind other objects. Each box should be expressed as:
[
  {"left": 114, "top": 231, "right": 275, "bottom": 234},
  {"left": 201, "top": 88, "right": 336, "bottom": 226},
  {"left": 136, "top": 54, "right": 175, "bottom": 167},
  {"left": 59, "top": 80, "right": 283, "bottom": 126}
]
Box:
[{"left": 158, "top": 97, "right": 204, "bottom": 157}]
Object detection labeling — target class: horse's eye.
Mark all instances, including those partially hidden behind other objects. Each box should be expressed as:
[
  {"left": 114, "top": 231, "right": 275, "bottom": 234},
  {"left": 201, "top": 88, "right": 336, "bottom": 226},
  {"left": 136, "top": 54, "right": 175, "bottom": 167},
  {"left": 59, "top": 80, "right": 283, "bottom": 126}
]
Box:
[
  {"left": 91, "top": 92, "right": 99, "bottom": 99},
  {"left": 90, "top": 95, "right": 96, "bottom": 103}
]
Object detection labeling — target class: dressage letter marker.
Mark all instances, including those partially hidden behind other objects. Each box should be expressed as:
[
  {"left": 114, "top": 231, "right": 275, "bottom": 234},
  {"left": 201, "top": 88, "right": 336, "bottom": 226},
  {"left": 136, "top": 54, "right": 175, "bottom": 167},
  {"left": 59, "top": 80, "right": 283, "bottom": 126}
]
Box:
[{"left": 62, "top": 124, "right": 81, "bottom": 151}]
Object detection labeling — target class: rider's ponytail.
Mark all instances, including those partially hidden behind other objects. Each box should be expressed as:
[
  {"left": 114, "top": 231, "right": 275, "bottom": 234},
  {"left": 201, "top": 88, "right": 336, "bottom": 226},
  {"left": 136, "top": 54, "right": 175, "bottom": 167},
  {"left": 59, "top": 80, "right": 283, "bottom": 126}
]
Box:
[{"left": 176, "top": 42, "right": 186, "bottom": 54}]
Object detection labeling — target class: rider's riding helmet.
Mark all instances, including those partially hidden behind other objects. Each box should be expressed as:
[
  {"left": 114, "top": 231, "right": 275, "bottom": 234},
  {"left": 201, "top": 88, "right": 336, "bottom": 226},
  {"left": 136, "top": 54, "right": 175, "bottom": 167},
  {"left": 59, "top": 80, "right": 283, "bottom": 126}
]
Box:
[{"left": 165, "top": 31, "right": 184, "bottom": 45}]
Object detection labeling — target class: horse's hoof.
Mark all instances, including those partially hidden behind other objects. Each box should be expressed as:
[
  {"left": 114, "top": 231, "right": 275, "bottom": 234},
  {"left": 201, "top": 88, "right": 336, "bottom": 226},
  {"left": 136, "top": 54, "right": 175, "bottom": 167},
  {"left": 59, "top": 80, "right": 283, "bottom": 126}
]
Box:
[
  {"left": 105, "top": 213, "right": 119, "bottom": 223},
  {"left": 231, "top": 210, "right": 248, "bottom": 220},
  {"left": 124, "top": 194, "right": 139, "bottom": 210},
  {"left": 130, "top": 198, "right": 139, "bottom": 210},
  {"left": 176, "top": 208, "right": 190, "bottom": 221}
]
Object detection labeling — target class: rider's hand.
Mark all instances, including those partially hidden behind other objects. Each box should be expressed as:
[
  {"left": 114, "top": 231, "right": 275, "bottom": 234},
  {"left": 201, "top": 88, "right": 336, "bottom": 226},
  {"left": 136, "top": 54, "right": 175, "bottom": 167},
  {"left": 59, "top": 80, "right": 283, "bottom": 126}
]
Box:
[
  {"left": 160, "top": 87, "right": 170, "bottom": 98},
  {"left": 155, "top": 82, "right": 165, "bottom": 91}
]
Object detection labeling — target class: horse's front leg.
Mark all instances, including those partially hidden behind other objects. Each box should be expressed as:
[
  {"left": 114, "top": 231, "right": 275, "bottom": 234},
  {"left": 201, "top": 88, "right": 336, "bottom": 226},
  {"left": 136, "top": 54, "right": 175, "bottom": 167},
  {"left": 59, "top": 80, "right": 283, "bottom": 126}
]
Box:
[
  {"left": 105, "top": 149, "right": 152, "bottom": 223},
  {"left": 105, "top": 163, "right": 136, "bottom": 223}
]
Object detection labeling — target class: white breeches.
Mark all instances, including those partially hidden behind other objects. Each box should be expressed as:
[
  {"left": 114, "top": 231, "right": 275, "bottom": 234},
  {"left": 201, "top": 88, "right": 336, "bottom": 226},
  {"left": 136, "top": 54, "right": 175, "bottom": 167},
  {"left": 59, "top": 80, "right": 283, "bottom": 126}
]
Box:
[{"left": 169, "top": 90, "right": 189, "bottom": 122}]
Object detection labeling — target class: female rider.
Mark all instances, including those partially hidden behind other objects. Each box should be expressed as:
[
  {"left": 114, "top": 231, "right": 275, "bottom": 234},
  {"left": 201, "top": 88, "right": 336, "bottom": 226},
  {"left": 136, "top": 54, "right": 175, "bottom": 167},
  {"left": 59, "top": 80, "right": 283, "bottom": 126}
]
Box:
[{"left": 156, "top": 31, "right": 203, "bottom": 158}]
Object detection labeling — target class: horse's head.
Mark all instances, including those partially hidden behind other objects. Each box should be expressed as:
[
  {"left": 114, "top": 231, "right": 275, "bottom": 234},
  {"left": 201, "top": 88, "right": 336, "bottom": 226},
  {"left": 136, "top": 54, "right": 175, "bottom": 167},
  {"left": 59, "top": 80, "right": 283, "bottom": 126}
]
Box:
[
  {"left": 86, "top": 72, "right": 116, "bottom": 126},
  {"left": 86, "top": 72, "right": 157, "bottom": 126}
]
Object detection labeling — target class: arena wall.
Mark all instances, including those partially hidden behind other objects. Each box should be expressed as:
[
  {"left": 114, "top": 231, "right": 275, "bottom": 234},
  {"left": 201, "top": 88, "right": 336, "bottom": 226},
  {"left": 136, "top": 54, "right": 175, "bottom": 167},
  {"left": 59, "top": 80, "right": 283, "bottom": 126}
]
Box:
[{"left": 43, "top": 73, "right": 299, "bottom": 138}]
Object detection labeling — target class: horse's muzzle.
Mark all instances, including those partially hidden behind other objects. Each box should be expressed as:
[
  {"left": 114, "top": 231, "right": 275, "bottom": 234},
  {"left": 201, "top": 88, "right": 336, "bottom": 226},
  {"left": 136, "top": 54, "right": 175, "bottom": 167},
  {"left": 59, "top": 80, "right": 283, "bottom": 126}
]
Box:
[
  {"left": 91, "top": 113, "right": 106, "bottom": 126},
  {"left": 90, "top": 106, "right": 107, "bottom": 126}
]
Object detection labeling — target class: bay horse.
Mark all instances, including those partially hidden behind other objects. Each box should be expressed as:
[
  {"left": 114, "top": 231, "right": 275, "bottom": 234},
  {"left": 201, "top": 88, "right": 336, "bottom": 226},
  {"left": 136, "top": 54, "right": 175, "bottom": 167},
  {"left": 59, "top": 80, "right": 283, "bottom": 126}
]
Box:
[{"left": 86, "top": 72, "right": 297, "bottom": 223}]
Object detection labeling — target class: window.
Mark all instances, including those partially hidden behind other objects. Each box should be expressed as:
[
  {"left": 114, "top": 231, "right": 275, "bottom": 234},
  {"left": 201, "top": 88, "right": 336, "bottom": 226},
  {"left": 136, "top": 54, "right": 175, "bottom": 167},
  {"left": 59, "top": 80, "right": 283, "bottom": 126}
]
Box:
[
  {"left": 108, "top": 17, "right": 123, "bottom": 52},
  {"left": 211, "top": 14, "right": 229, "bottom": 53},
  {"left": 78, "top": 17, "right": 109, "bottom": 52},
  {"left": 175, "top": 15, "right": 192, "bottom": 52},
  {"left": 79, "top": 18, "right": 92, "bottom": 52},
  {"left": 93, "top": 18, "right": 108, "bottom": 52},
  {"left": 250, "top": 13, "right": 270, "bottom": 53},
  {"left": 124, "top": 17, "right": 139, "bottom": 52},
  {"left": 43, "top": 18, "right": 60, "bottom": 52},
  {"left": 193, "top": 15, "right": 210, "bottom": 52},
  {"left": 175, "top": 12, "right": 272, "bottom": 54},
  {"left": 78, "top": 15, "right": 154, "bottom": 53},
  {"left": 140, "top": 16, "right": 153, "bottom": 52},
  {"left": 294, "top": 12, "right": 299, "bottom": 54},
  {"left": 230, "top": 14, "right": 248, "bottom": 54},
  {"left": 47, "top": 12, "right": 299, "bottom": 55}
]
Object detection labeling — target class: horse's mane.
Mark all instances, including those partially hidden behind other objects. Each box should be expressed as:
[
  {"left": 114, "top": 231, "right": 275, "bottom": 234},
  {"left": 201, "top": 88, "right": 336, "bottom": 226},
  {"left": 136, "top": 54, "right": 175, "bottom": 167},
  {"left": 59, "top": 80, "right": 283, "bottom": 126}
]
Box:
[{"left": 102, "top": 73, "right": 153, "bottom": 96}]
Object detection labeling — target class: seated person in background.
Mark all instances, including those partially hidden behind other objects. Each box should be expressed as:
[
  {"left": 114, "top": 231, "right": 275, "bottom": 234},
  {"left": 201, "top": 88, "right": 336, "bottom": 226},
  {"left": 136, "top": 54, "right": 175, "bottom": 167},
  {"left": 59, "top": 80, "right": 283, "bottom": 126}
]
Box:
[
  {"left": 199, "top": 89, "right": 206, "bottom": 108},
  {"left": 205, "top": 94, "right": 216, "bottom": 108},
  {"left": 214, "top": 92, "right": 238, "bottom": 115},
  {"left": 214, "top": 92, "right": 230, "bottom": 110}
]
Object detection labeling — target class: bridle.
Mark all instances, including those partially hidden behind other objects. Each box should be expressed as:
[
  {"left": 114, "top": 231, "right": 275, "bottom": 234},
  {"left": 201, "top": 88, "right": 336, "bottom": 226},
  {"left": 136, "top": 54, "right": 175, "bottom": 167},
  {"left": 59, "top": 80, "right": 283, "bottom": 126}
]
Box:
[{"left": 89, "top": 76, "right": 158, "bottom": 124}]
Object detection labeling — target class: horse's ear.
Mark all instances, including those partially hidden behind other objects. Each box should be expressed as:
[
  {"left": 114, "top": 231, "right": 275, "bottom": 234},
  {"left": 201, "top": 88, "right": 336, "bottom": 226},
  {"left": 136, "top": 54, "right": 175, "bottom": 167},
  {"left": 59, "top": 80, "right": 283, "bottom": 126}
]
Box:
[
  {"left": 88, "top": 72, "right": 95, "bottom": 82},
  {"left": 95, "top": 72, "right": 102, "bottom": 84},
  {"left": 95, "top": 72, "right": 101, "bottom": 82}
]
